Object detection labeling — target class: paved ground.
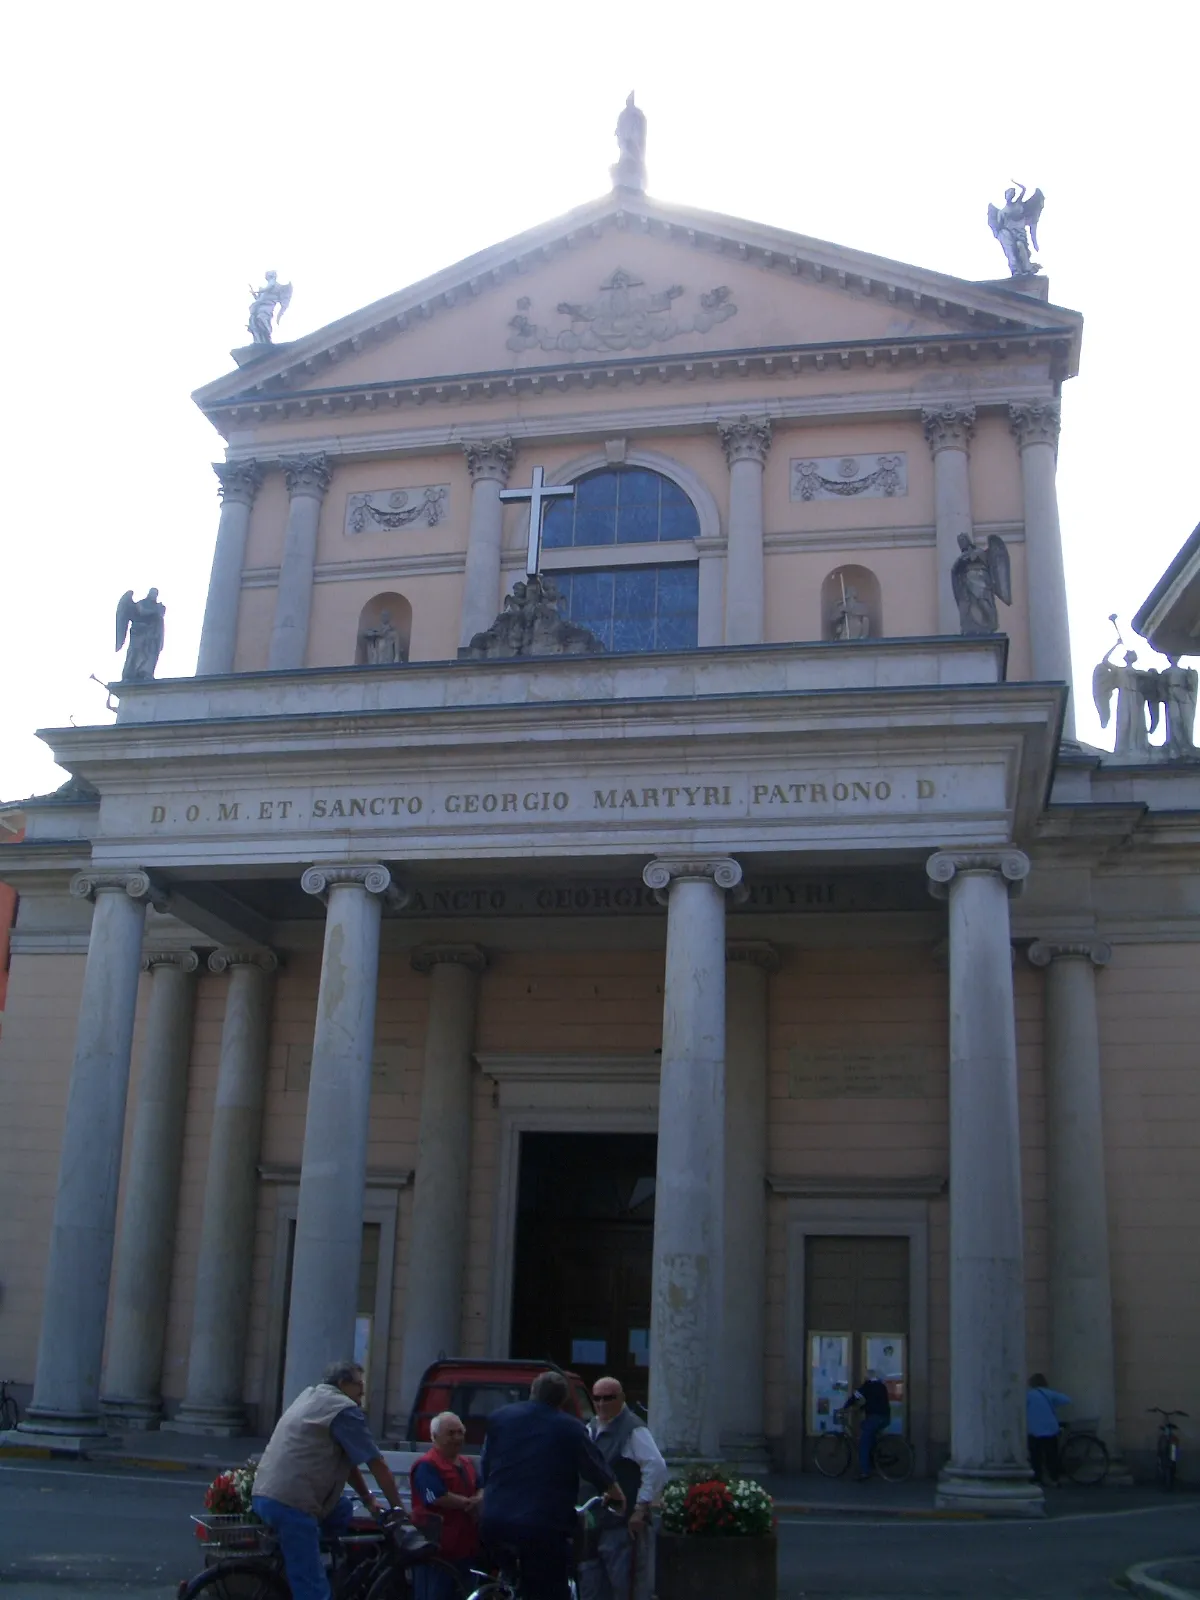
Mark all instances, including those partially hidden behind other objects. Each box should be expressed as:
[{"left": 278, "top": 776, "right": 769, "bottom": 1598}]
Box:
[{"left": 2, "top": 1456, "right": 1199, "bottom": 1597}]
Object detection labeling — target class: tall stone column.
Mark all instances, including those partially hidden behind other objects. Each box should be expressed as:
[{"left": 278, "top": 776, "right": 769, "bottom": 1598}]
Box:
[
  {"left": 19, "top": 870, "right": 160, "bottom": 1439},
  {"left": 718, "top": 416, "right": 771, "bottom": 646},
  {"left": 268, "top": 452, "right": 333, "bottom": 670},
  {"left": 1027, "top": 940, "right": 1123, "bottom": 1465},
  {"left": 922, "top": 405, "right": 976, "bottom": 635},
  {"left": 459, "top": 438, "right": 515, "bottom": 648},
  {"left": 197, "top": 460, "right": 263, "bottom": 676},
  {"left": 1010, "top": 402, "right": 1075, "bottom": 738},
  {"left": 642, "top": 854, "right": 743, "bottom": 1459},
  {"left": 721, "top": 941, "right": 777, "bottom": 1465},
  {"left": 926, "top": 848, "right": 1042, "bottom": 1514},
  {"left": 282, "top": 865, "right": 405, "bottom": 1405},
  {"left": 397, "top": 944, "right": 487, "bottom": 1412},
  {"left": 103, "top": 951, "right": 200, "bottom": 1429},
  {"left": 169, "top": 949, "right": 276, "bottom": 1435}
]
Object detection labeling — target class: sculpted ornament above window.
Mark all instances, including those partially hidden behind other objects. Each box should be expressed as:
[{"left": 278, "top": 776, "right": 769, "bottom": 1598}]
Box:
[
  {"left": 344, "top": 486, "right": 448, "bottom": 535},
  {"left": 505, "top": 268, "right": 737, "bottom": 353},
  {"left": 791, "top": 454, "right": 907, "bottom": 502}
]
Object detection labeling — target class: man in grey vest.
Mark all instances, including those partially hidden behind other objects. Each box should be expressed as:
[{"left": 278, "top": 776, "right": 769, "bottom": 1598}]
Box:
[
  {"left": 252, "top": 1359, "right": 406, "bottom": 1600},
  {"left": 579, "top": 1377, "right": 667, "bottom": 1600}
]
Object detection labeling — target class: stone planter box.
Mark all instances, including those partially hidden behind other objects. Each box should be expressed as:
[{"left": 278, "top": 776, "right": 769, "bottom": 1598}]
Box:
[{"left": 655, "top": 1532, "right": 777, "bottom": 1600}]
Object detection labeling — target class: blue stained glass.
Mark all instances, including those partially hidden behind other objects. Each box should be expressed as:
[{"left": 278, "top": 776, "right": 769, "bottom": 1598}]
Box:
[
  {"left": 559, "top": 562, "right": 697, "bottom": 654},
  {"left": 615, "top": 568, "right": 655, "bottom": 612},
  {"left": 616, "top": 504, "right": 658, "bottom": 544},
  {"left": 657, "top": 566, "right": 698, "bottom": 612},
  {"left": 613, "top": 615, "right": 656, "bottom": 652},
  {"left": 661, "top": 479, "right": 689, "bottom": 506},
  {"left": 541, "top": 500, "right": 572, "bottom": 548},
  {"left": 656, "top": 612, "right": 696, "bottom": 650},
  {"left": 620, "top": 469, "right": 660, "bottom": 504},
  {"left": 576, "top": 473, "right": 617, "bottom": 507},
  {"left": 575, "top": 508, "right": 615, "bottom": 546}
]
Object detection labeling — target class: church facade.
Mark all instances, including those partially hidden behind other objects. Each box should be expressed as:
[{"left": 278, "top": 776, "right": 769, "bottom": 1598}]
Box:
[{"left": 2, "top": 121, "right": 1198, "bottom": 1512}]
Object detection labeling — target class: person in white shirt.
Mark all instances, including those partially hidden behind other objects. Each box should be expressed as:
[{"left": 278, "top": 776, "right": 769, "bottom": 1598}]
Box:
[{"left": 579, "top": 1377, "right": 668, "bottom": 1600}]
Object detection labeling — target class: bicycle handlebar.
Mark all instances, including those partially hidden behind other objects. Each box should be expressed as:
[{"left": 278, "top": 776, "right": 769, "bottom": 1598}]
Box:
[{"left": 1148, "top": 1408, "right": 1189, "bottom": 1419}]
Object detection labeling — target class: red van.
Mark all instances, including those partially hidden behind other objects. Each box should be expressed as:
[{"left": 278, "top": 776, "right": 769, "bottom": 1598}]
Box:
[{"left": 403, "top": 1358, "right": 595, "bottom": 1448}]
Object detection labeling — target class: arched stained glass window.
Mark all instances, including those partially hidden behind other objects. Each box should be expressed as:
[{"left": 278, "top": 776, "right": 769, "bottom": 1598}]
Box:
[
  {"left": 542, "top": 467, "right": 701, "bottom": 549},
  {"left": 554, "top": 564, "right": 698, "bottom": 653}
]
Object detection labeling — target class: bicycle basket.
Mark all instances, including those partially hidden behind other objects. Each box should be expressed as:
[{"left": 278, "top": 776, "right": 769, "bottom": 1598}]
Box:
[{"left": 192, "top": 1513, "right": 274, "bottom": 1553}]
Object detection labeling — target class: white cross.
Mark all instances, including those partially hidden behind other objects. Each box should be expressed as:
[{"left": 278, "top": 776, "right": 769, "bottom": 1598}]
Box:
[{"left": 499, "top": 466, "right": 576, "bottom": 576}]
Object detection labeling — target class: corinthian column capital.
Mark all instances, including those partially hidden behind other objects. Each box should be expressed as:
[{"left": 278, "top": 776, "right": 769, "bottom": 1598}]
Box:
[
  {"left": 1009, "top": 400, "right": 1061, "bottom": 451},
  {"left": 300, "top": 862, "right": 409, "bottom": 910},
  {"left": 926, "top": 848, "right": 1030, "bottom": 900},
  {"left": 464, "top": 437, "right": 516, "bottom": 485},
  {"left": 213, "top": 459, "right": 264, "bottom": 507},
  {"left": 717, "top": 415, "right": 772, "bottom": 467},
  {"left": 281, "top": 452, "right": 333, "bottom": 500},
  {"left": 70, "top": 869, "right": 166, "bottom": 909},
  {"left": 1027, "top": 938, "right": 1110, "bottom": 969},
  {"left": 922, "top": 404, "right": 976, "bottom": 455}
]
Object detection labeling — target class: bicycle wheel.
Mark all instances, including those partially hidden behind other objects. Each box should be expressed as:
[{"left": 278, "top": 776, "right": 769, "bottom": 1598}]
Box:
[
  {"left": 872, "top": 1434, "right": 915, "bottom": 1483},
  {"left": 814, "top": 1431, "right": 853, "bottom": 1479},
  {"left": 365, "top": 1557, "right": 472, "bottom": 1599},
  {"left": 1061, "top": 1432, "right": 1108, "bottom": 1486},
  {"left": 179, "top": 1561, "right": 289, "bottom": 1600}
]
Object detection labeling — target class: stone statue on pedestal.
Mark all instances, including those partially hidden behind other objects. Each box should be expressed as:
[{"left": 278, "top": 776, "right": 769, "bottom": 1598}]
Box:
[
  {"left": 1093, "top": 634, "right": 1158, "bottom": 757},
  {"left": 115, "top": 589, "right": 166, "bottom": 681},
  {"left": 987, "top": 183, "right": 1045, "bottom": 277},
  {"left": 1160, "top": 656, "right": 1198, "bottom": 758},
  {"left": 247, "top": 271, "right": 293, "bottom": 344},
  {"left": 951, "top": 532, "right": 1011, "bottom": 635},
  {"left": 831, "top": 582, "right": 871, "bottom": 641},
  {"left": 465, "top": 574, "right": 605, "bottom": 660},
  {"left": 611, "top": 92, "right": 647, "bottom": 192},
  {"left": 359, "top": 610, "right": 404, "bottom": 665}
]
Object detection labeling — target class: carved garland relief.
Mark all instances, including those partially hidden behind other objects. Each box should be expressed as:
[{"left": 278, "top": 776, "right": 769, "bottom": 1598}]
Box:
[
  {"left": 505, "top": 267, "right": 737, "bottom": 354},
  {"left": 790, "top": 454, "right": 907, "bottom": 502},
  {"left": 344, "top": 486, "right": 449, "bottom": 536}
]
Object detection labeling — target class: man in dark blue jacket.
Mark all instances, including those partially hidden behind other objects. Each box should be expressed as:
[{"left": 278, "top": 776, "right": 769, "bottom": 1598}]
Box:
[{"left": 479, "top": 1370, "right": 624, "bottom": 1600}]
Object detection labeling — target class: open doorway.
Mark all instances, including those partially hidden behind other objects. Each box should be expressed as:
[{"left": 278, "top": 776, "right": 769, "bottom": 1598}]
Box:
[{"left": 510, "top": 1132, "right": 657, "bottom": 1409}]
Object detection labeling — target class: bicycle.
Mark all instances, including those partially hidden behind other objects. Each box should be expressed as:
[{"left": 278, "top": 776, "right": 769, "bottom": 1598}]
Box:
[
  {"left": 1058, "top": 1424, "right": 1109, "bottom": 1486},
  {"left": 179, "top": 1511, "right": 469, "bottom": 1600},
  {"left": 465, "top": 1496, "right": 606, "bottom": 1600},
  {"left": 0, "top": 1380, "right": 19, "bottom": 1432},
  {"left": 1149, "top": 1407, "right": 1188, "bottom": 1490},
  {"left": 813, "top": 1411, "right": 914, "bottom": 1483}
]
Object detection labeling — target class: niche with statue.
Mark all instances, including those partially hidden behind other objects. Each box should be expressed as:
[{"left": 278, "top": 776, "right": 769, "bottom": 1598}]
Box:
[
  {"left": 355, "top": 592, "right": 412, "bottom": 665},
  {"left": 821, "top": 564, "right": 881, "bottom": 642}
]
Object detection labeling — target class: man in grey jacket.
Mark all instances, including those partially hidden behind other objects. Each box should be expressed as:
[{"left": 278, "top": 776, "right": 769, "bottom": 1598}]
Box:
[
  {"left": 578, "top": 1377, "right": 667, "bottom": 1600},
  {"left": 252, "top": 1359, "right": 406, "bottom": 1600}
]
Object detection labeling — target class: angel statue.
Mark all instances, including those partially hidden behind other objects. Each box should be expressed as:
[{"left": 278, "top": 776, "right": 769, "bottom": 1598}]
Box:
[
  {"left": 1093, "top": 620, "right": 1158, "bottom": 756},
  {"left": 116, "top": 588, "right": 166, "bottom": 682},
  {"left": 611, "top": 91, "right": 647, "bottom": 191},
  {"left": 247, "top": 270, "right": 293, "bottom": 344},
  {"left": 1160, "top": 655, "right": 1198, "bottom": 758},
  {"left": 988, "top": 183, "right": 1045, "bottom": 277},
  {"left": 951, "top": 532, "right": 1011, "bottom": 635}
]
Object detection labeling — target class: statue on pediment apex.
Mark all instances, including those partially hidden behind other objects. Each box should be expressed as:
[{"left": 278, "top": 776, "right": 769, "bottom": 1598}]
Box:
[
  {"left": 988, "top": 183, "right": 1044, "bottom": 277},
  {"left": 247, "top": 270, "right": 292, "bottom": 343},
  {"left": 612, "top": 92, "right": 647, "bottom": 192}
]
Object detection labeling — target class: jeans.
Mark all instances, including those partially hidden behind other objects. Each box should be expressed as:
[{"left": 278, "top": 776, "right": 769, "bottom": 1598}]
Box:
[
  {"left": 251, "top": 1491, "right": 354, "bottom": 1600},
  {"left": 859, "top": 1414, "right": 888, "bottom": 1477},
  {"left": 1028, "top": 1433, "right": 1060, "bottom": 1484},
  {"left": 578, "top": 1523, "right": 653, "bottom": 1600}
]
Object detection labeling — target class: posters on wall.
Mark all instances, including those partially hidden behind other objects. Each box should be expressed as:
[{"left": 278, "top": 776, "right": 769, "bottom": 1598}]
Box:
[
  {"left": 864, "top": 1333, "right": 906, "bottom": 1436},
  {"left": 808, "top": 1332, "right": 851, "bottom": 1433}
]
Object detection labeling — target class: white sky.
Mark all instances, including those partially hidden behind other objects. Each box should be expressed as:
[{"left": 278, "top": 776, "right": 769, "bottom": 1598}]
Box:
[{"left": 1, "top": 1, "right": 1196, "bottom": 799}]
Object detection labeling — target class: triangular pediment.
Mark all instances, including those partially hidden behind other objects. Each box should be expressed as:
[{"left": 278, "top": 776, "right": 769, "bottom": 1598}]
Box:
[{"left": 194, "top": 192, "right": 1081, "bottom": 425}]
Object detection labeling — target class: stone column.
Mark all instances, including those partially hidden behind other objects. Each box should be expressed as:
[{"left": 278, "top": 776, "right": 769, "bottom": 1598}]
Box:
[
  {"left": 19, "top": 870, "right": 159, "bottom": 1439},
  {"left": 282, "top": 865, "right": 404, "bottom": 1405},
  {"left": 169, "top": 949, "right": 276, "bottom": 1435},
  {"left": 922, "top": 405, "right": 976, "bottom": 635},
  {"left": 721, "top": 941, "right": 777, "bottom": 1465},
  {"left": 102, "top": 951, "right": 200, "bottom": 1429},
  {"left": 268, "top": 453, "right": 333, "bottom": 671},
  {"left": 196, "top": 460, "right": 263, "bottom": 676},
  {"left": 926, "top": 848, "right": 1041, "bottom": 1514},
  {"left": 397, "top": 944, "right": 487, "bottom": 1412},
  {"left": 1027, "top": 940, "right": 1123, "bottom": 1464},
  {"left": 1010, "top": 402, "right": 1075, "bottom": 738},
  {"left": 718, "top": 416, "right": 771, "bottom": 647},
  {"left": 642, "top": 854, "right": 743, "bottom": 1459},
  {"left": 459, "top": 438, "right": 516, "bottom": 648}
]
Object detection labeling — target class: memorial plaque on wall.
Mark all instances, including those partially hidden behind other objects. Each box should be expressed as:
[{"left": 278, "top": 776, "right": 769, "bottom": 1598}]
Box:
[
  {"left": 787, "top": 1046, "right": 937, "bottom": 1099},
  {"left": 284, "top": 1042, "right": 417, "bottom": 1095}
]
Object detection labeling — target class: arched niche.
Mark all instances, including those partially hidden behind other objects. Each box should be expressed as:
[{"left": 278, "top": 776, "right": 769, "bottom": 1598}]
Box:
[
  {"left": 355, "top": 592, "right": 412, "bottom": 665},
  {"left": 821, "top": 564, "right": 881, "bottom": 642}
]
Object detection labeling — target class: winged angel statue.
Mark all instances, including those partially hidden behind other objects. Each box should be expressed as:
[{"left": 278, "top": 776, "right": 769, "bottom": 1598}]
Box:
[
  {"left": 116, "top": 588, "right": 166, "bottom": 681},
  {"left": 951, "top": 532, "right": 1011, "bottom": 635},
  {"left": 1094, "top": 619, "right": 1199, "bottom": 758},
  {"left": 247, "top": 270, "right": 293, "bottom": 344},
  {"left": 988, "top": 183, "right": 1044, "bottom": 276}
]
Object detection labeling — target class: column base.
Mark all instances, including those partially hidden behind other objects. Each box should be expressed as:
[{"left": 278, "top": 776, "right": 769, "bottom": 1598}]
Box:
[
  {"left": 936, "top": 1465, "right": 1045, "bottom": 1516},
  {"left": 101, "top": 1397, "right": 164, "bottom": 1431},
  {"left": 718, "top": 1431, "right": 771, "bottom": 1477},
  {"left": 15, "top": 1406, "right": 108, "bottom": 1440},
  {"left": 162, "top": 1403, "right": 250, "bottom": 1438}
]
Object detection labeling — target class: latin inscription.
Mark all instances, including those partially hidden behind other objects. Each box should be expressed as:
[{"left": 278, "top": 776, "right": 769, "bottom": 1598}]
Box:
[{"left": 787, "top": 1047, "right": 938, "bottom": 1099}]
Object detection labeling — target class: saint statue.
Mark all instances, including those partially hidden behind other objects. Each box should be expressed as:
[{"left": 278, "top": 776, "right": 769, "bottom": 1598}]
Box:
[
  {"left": 247, "top": 270, "right": 293, "bottom": 344},
  {"left": 115, "top": 588, "right": 166, "bottom": 681},
  {"left": 830, "top": 581, "right": 871, "bottom": 642},
  {"left": 360, "top": 610, "right": 403, "bottom": 665},
  {"left": 1160, "top": 656, "right": 1198, "bottom": 758},
  {"left": 951, "top": 532, "right": 1011, "bottom": 635},
  {"left": 987, "top": 183, "right": 1045, "bottom": 277},
  {"left": 611, "top": 92, "right": 647, "bottom": 192}
]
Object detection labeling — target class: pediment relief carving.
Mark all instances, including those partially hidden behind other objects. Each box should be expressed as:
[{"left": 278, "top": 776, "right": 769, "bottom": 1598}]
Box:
[{"left": 505, "top": 267, "right": 736, "bottom": 354}]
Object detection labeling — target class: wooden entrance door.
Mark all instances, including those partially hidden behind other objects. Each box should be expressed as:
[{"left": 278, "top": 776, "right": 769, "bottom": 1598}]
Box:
[{"left": 805, "top": 1235, "right": 909, "bottom": 1452}]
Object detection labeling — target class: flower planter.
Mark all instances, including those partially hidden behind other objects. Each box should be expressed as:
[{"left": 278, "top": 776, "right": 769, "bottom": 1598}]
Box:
[{"left": 655, "top": 1532, "right": 778, "bottom": 1600}]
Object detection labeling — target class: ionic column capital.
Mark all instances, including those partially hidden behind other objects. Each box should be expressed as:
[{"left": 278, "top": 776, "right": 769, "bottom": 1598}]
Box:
[
  {"left": 208, "top": 946, "right": 279, "bottom": 975},
  {"left": 70, "top": 869, "right": 166, "bottom": 909},
  {"left": 717, "top": 415, "right": 772, "bottom": 467},
  {"left": 926, "top": 848, "right": 1030, "bottom": 901},
  {"left": 1009, "top": 399, "right": 1061, "bottom": 452},
  {"left": 300, "top": 862, "right": 409, "bottom": 910},
  {"left": 1027, "top": 938, "right": 1110, "bottom": 969},
  {"left": 141, "top": 949, "right": 201, "bottom": 975},
  {"left": 213, "top": 459, "right": 264, "bottom": 507},
  {"left": 726, "top": 940, "right": 780, "bottom": 973},
  {"left": 464, "top": 437, "right": 516, "bottom": 485},
  {"left": 922, "top": 404, "right": 976, "bottom": 455},
  {"left": 281, "top": 452, "right": 333, "bottom": 500},
  {"left": 644, "top": 855, "right": 745, "bottom": 906},
  {"left": 411, "top": 942, "right": 488, "bottom": 976}
]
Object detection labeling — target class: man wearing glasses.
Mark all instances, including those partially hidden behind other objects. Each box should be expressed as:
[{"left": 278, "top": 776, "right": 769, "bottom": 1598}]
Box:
[{"left": 579, "top": 1379, "right": 667, "bottom": 1600}]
